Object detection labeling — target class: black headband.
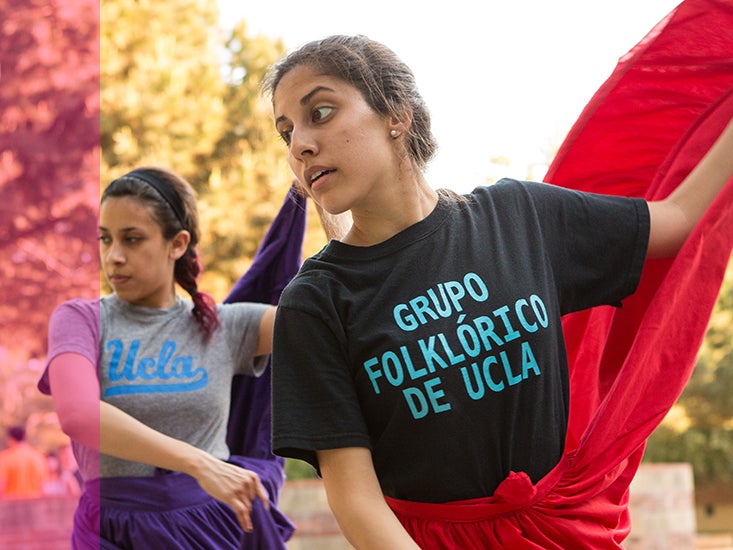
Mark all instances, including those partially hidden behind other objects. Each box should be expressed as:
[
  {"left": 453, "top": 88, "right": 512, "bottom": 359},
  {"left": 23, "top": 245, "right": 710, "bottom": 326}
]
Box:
[{"left": 123, "top": 169, "right": 187, "bottom": 228}]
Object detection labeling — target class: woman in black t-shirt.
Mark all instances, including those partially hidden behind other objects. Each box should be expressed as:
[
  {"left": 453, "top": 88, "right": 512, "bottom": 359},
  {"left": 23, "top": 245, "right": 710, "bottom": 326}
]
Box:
[{"left": 265, "top": 32, "right": 733, "bottom": 550}]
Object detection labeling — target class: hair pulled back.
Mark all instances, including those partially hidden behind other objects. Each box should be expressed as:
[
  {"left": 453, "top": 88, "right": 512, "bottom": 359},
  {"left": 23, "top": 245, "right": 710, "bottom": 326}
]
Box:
[
  {"left": 101, "top": 166, "right": 220, "bottom": 340},
  {"left": 263, "top": 34, "right": 438, "bottom": 169}
]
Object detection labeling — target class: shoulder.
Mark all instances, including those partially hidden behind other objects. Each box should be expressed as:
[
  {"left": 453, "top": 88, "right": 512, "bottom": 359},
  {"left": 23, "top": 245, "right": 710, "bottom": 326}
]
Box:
[
  {"left": 50, "top": 298, "right": 101, "bottom": 324},
  {"left": 54, "top": 297, "right": 101, "bottom": 314},
  {"left": 470, "top": 178, "right": 566, "bottom": 201},
  {"left": 217, "top": 301, "right": 270, "bottom": 325},
  {"left": 461, "top": 178, "right": 546, "bottom": 209},
  {"left": 449, "top": 179, "right": 546, "bottom": 221},
  {"left": 217, "top": 301, "right": 269, "bottom": 314},
  {"left": 279, "top": 259, "right": 338, "bottom": 309},
  {"left": 471, "top": 178, "right": 638, "bottom": 215}
]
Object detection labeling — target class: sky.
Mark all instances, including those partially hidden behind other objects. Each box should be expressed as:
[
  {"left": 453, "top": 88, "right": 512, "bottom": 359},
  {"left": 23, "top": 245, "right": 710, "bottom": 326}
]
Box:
[{"left": 218, "top": 0, "right": 682, "bottom": 192}]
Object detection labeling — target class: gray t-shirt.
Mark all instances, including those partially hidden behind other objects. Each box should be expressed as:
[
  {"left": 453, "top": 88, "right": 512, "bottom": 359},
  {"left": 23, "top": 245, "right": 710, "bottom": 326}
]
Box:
[{"left": 41, "top": 294, "right": 269, "bottom": 479}]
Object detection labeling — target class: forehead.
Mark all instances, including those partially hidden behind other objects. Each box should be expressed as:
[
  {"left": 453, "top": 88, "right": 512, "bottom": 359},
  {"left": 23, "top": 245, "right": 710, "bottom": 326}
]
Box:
[
  {"left": 100, "top": 196, "right": 158, "bottom": 228},
  {"left": 273, "top": 65, "right": 350, "bottom": 114}
]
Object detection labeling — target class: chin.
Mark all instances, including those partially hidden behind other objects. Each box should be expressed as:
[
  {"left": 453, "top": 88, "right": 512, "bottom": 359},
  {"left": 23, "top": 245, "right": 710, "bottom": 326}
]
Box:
[
  {"left": 317, "top": 196, "right": 351, "bottom": 217},
  {"left": 112, "top": 290, "right": 133, "bottom": 303},
  {"left": 112, "top": 287, "right": 139, "bottom": 303}
]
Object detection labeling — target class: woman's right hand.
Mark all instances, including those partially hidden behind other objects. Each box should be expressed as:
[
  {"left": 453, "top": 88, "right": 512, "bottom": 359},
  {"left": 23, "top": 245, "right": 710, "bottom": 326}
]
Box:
[
  {"left": 190, "top": 452, "right": 270, "bottom": 532},
  {"left": 50, "top": 353, "right": 270, "bottom": 532}
]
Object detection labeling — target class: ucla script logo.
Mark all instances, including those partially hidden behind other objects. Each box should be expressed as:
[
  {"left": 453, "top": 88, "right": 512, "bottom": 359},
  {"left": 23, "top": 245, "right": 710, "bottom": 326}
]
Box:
[{"left": 103, "top": 339, "right": 207, "bottom": 397}]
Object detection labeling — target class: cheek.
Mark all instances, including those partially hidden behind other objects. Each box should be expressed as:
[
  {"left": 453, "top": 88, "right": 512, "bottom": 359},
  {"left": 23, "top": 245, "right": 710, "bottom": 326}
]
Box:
[
  {"left": 295, "top": 179, "right": 311, "bottom": 198},
  {"left": 346, "top": 123, "right": 384, "bottom": 155},
  {"left": 287, "top": 153, "right": 298, "bottom": 173}
]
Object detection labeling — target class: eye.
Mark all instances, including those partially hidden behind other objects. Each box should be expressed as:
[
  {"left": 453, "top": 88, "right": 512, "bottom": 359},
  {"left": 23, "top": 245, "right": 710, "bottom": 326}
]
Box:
[
  {"left": 278, "top": 128, "right": 292, "bottom": 146},
  {"left": 125, "top": 236, "right": 141, "bottom": 244},
  {"left": 99, "top": 235, "right": 111, "bottom": 245},
  {"left": 312, "top": 106, "right": 333, "bottom": 122}
]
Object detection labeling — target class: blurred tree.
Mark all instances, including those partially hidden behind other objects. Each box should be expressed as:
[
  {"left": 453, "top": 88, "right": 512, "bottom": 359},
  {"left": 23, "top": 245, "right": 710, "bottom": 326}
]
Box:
[
  {"left": 0, "top": 0, "right": 317, "bottom": 430},
  {"left": 100, "top": 0, "right": 225, "bottom": 180},
  {"left": 644, "top": 259, "right": 733, "bottom": 489},
  {"left": 197, "top": 21, "right": 293, "bottom": 299},
  {"left": 99, "top": 1, "right": 301, "bottom": 300},
  {"left": 0, "top": 0, "right": 100, "bottom": 356}
]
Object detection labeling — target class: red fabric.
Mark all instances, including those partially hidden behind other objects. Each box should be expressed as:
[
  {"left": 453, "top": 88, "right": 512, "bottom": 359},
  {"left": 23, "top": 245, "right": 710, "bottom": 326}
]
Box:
[{"left": 388, "top": 1, "right": 733, "bottom": 547}]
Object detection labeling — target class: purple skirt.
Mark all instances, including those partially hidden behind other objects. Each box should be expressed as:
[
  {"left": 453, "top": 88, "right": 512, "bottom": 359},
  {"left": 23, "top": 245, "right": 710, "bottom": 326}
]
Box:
[{"left": 72, "top": 456, "right": 294, "bottom": 550}]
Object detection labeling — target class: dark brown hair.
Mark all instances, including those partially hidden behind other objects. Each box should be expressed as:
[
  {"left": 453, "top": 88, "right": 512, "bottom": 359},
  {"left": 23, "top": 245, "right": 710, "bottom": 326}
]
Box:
[
  {"left": 101, "top": 167, "right": 220, "bottom": 339},
  {"left": 7, "top": 425, "right": 26, "bottom": 442},
  {"left": 263, "top": 35, "right": 438, "bottom": 170}
]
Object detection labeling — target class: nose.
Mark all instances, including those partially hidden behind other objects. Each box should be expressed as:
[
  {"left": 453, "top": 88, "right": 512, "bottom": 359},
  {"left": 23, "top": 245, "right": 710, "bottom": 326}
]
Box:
[
  {"left": 104, "top": 241, "right": 125, "bottom": 265},
  {"left": 290, "top": 126, "right": 318, "bottom": 161}
]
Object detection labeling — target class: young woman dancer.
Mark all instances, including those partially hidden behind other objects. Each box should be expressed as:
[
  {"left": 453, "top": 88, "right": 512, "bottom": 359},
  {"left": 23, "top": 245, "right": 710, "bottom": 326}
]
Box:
[
  {"left": 40, "top": 167, "right": 293, "bottom": 549},
  {"left": 265, "top": 33, "right": 733, "bottom": 549}
]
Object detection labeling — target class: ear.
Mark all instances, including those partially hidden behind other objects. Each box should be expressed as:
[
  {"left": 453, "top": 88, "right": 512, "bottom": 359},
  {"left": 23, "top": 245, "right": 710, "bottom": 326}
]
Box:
[
  {"left": 169, "top": 230, "right": 191, "bottom": 261},
  {"left": 387, "top": 109, "right": 413, "bottom": 138}
]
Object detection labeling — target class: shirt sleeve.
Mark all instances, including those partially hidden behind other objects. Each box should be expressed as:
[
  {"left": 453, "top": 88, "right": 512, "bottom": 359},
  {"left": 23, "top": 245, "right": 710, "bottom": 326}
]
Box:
[
  {"left": 38, "top": 299, "right": 100, "bottom": 395},
  {"left": 219, "top": 302, "right": 270, "bottom": 377},
  {"left": 488, "top": 180, "right": 650, "bottom": 314},
  {"left": 271, "top": 304, "right": 371, "bottom": 472},
  {"left": 540, "top": 185, "right": 650, "bottom": 313}
]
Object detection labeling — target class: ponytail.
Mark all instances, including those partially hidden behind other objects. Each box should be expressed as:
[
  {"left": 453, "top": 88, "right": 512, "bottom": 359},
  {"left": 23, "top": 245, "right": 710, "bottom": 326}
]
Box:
[{"left": 174, "top": 242, "right": 221, "bottom": 341}]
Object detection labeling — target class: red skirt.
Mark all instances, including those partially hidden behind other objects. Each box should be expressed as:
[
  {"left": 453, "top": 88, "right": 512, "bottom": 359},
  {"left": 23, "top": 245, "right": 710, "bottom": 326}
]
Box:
[{"left": 386, "top": 451, "right": 635, "bottom": 549}]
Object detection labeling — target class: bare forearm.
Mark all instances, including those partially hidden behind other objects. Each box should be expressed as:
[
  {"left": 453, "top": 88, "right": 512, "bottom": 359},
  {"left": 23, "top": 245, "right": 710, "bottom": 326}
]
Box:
[
  {"left": 99, "top": 401, "right": 210, "bottom": 475},
  {"left": 99, "top": 402, "right": 268, "bottom": 531},
  {"left": 666, "top": 117, "right": 733, "bottom": 223},
  {"left": 319, "top": 448, "right": 420, "bottom": 550},
  {"left": 328, "top": 492, "right": 420, "bottom": 550},
  {"left": 50, "top": 353, "right": 268, "bottom": 530},
  {"left": 50, "top": 353, "right": 205, "bottom": 473},
  {"left": 648, "top": 117, "right": 733, "bottom": 257}
]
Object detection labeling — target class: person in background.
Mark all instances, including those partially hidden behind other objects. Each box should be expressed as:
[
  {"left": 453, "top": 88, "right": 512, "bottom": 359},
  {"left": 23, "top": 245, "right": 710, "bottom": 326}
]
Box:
[
  {"left": 42, "top": 450, "right": 81, "bottom": 497},
  {"left": 264, "top": 34, "right": 733, "bottom": 549},
  {"left": 39, "top": 166, "right": 294, "bottom": 549},
  {"left": 58, "top": 443, "right": 83, "bottom": 491},
  {"left": 0, "top": 425, "right": 47, "bottom": 499}
]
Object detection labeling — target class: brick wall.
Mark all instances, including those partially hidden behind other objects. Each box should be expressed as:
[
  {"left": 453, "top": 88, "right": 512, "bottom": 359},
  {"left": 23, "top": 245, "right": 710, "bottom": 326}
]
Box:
[
  {"left": 1, "top": 468, "right": 730, "bottom": 549},
  {"left": 0, "top": 496, "right": 76, "bottom": 550},
  {"left": 0, "top": 483, "right": 351, "bottom": 550},
  {"left": 279, "top": 479, "right": 352, "bottom": 549},
  {"left": 627, "top": 463, "right": 697, "bottom": 550}
]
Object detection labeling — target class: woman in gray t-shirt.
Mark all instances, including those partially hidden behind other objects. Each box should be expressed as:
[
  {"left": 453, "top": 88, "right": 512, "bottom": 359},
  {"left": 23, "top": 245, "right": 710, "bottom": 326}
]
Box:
[{"left": 40, "top": 167, "right": 293, "bottom": 549}]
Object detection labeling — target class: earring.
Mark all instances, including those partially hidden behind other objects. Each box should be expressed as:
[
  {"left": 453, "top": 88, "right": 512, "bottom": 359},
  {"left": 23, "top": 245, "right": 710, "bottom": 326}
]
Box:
[{"left": 390, "top": 129, "right": 399, "bottom": 138}]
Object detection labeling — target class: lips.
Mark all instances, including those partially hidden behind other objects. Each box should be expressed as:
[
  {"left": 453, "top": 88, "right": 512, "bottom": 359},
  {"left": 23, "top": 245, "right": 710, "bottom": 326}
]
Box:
[
  {"left": 304, "top": 166, "right": 335, "bottom": 187},
  {"left": 108, "top": 274, "right": 131, "bottom": 285}
]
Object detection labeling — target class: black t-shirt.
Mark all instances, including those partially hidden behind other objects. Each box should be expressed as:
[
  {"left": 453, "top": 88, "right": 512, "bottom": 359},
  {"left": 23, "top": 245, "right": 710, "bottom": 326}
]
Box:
[{"left": 272, "top": 179, "right": 649, "bottom": 503}]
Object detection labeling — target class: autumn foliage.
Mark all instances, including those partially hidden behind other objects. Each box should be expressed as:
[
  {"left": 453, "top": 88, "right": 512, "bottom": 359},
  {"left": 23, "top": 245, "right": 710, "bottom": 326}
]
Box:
[{"left": 0, "top": 0, "right": 101, "bottom": 356}]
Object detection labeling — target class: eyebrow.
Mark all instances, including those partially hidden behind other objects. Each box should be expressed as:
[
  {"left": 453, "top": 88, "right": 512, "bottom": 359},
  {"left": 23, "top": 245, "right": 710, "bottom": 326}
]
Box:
[
  {"left": 275, "top": 85, "right": 336, "bottom": 126},
  {"left": 98, "top": 226, "right": 140, "bottom": 233}
]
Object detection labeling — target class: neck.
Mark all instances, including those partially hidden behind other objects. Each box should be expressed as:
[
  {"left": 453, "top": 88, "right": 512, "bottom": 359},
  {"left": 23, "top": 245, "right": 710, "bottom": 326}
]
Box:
[
  {"left": 344, "top": 175, "right": 438, "bottom": 246},
  {"left": 117, "top": 285, "right": 178, "bottom": 309}
]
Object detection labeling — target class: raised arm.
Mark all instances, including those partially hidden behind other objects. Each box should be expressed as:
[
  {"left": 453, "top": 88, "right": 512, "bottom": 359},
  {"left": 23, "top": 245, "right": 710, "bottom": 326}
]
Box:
[
  {"left": 317, "top": 447, "right": 421, "bottom": 550},
  {"left": 48, "top": 352, "right": 268, "bottom": 531},
  {"left": 647, "top": 117, "right": 733, "bottom": 258}
]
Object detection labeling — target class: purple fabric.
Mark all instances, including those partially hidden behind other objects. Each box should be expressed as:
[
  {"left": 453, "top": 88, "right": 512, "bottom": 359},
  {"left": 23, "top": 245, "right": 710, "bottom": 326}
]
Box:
[
  {"left": 73, "top": 480, "right": 101, "bottom": 550},
  {"left": 77, "top": 456, "right": 294, "bottom": 549},
  {"left": 225, "top": 186, "right": 306, "bottom": 467}
]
